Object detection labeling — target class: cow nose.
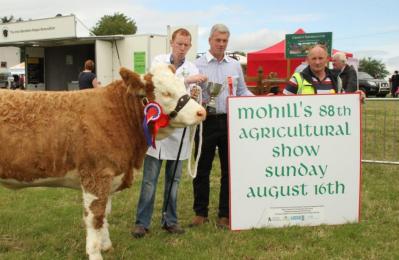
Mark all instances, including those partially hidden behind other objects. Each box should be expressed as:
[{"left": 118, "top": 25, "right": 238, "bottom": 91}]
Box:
[{"left": 197, "top": 107, "right": 206, "bottom": 120}]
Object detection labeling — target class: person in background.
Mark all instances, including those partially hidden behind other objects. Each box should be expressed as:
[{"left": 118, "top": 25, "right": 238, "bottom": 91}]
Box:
[
  {"left": 284, "top": 44, "right": 338, "bottom": 95},
  {"left": 390, "top": 70, "right": 399, "bottom": 97},
  {"left": 132, "top": 28, "right": 207, "bottom": 238},
  {"left": 78, "top": 59, "right": 99, "bottom": 89},
  {"left": 190, "top": 23, "right": 254, "bottom": 229},
  {"left": 332, "top": 52, "right": 358, "bottom": 93}
]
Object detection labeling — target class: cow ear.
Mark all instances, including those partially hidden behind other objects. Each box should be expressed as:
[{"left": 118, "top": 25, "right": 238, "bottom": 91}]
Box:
[
  {"left": 119, "top": 67, "right": 143, "bottom": 88},
  {"left": 168, "top": 64, "right": 176, "bottom": 74},
  {"left": 142, "top": 73, "right": 155, "bottom": 98}
]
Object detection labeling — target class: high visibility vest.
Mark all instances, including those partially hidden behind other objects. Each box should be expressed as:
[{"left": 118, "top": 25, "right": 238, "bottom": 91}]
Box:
[{"left": 293, "top": 72, "right": 336, "bottom": 94}]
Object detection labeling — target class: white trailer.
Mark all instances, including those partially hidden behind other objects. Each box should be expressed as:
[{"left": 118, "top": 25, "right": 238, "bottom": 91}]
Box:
[{"left": 0, "top": 15, "right": 197, "bottom": 91}]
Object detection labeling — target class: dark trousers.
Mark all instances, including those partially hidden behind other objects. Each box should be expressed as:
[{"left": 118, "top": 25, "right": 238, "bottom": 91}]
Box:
[{"left": 193, "top": 114, "right": 229, "bottom": 218}]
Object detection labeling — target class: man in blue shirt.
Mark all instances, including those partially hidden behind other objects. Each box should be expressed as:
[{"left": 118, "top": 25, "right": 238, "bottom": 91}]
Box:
[{"left": 191, "top": 24, "right": 253, "bottom": 228}]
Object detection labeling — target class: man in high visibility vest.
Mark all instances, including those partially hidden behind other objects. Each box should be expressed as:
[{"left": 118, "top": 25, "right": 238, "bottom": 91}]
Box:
[{"left": 284, "top": 44, "right": 338, "bottom": 95}]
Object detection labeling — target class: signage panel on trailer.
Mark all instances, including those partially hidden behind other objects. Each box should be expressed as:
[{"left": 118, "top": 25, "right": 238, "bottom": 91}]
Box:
[{"left": 0, "top": 15, "right": 76, "bottom": 43}]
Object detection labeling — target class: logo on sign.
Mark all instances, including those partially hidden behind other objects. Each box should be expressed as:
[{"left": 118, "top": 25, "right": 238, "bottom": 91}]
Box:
[{"left": 2, "top": 28, "right": 8, "bottom": 38}]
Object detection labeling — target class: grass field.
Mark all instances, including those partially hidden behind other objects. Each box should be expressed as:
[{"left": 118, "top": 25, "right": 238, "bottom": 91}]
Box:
[
  {"left": 1, "top": 162, "right": 398, "bottom": 259},
  {"left": 1, "top": 99, "right": 399, "bottom": 259},
  {"left": 362, "top": 99, "right": 399, "bottom": 162}
]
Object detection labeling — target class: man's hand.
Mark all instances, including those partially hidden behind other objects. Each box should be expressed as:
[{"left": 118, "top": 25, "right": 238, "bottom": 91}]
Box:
[
  {"left": 190, "top": 85, "right": 201, "bottom": 101},
  {"left": 185, "top": 74, "right": 208, "bottom": 85},
  {"left": 355, "top": 89, "right": 366, "bottom": 103}
]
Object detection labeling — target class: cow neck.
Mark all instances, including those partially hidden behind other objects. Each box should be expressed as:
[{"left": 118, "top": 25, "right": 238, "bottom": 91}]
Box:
[{"left": 110, "top": 82, "right": 148, "bottom": 169}]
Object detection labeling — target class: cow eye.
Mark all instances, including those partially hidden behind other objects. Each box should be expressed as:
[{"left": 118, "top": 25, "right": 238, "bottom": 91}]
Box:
[{"left": 162, "top": 91, "right": 172, "bottom": 98}]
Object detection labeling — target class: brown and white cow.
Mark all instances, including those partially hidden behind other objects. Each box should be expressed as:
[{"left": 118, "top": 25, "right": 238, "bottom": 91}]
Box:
[{"left": 0, "top": 64, "right": 206, "bottom": 260}]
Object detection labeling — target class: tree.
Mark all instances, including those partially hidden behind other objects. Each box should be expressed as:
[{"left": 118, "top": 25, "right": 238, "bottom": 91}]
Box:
[
  {"left": 1, "top": 15, "right": 23, "bottom": 23},
  {"left": 359, "top": 57, "right": 389, "bottom": 79},
  {"left": 91, "top": 13, "right": 137, "bottom": 36},
  {"left": 1, "top": 15, "right": 13, "bottom": 23}
]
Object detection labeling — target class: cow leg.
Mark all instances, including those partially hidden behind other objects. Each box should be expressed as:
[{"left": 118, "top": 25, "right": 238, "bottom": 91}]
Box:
[
  {"left": 100, "top": 196, "right": 112, "bottom": 252},
  {"left": 82, "top": 172, "right": 113, "bottom": 260},
  {"left": 82, "top": 190, "right": 103, "bottom": 260}
]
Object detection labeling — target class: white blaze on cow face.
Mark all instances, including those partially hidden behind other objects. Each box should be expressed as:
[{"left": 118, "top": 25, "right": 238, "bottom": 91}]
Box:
[{"left": 149, "top": 64, "right": 206, "bottom": 127}]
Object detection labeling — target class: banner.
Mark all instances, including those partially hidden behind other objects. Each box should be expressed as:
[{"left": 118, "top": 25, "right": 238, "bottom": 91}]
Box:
[
  {"left": 285, "top": 32, "right": 332, "bottom": 58},
  {"left": 228, "top": 94, "right": 361, "bottom": 230}
]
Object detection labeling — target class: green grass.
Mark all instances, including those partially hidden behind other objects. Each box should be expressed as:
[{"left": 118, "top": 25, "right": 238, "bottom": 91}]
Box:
[
  {"left": 1, "top": 99, "right": 399, "bottom": 259},
  {"left": 1, "top": 161, "right": 398, "bottom": 259},
  {"left": 362, "top": 99, "right": 399, "bottom": 161}
]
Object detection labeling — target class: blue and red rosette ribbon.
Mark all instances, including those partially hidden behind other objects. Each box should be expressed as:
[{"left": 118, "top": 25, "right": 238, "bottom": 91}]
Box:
[{"left": 142, "top": 102, "right": 170, "bottom": 148}]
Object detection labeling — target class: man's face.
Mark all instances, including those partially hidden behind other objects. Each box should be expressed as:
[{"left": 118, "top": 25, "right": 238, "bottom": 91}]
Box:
[
  {"left": 332, "top": 58, "right": 345, "bottom": 70},
  {"left": 170, "top": 33, "right": 191, "bottom": 61},
  {"left": 306, "top": 46, "right": 328, "bottom": 74},
  {"left": 209, "top": 31, "right": 229, "bottom": 57}
]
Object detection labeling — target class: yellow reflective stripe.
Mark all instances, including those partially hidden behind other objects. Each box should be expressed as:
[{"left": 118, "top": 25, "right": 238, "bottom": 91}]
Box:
[{"left": 293, "top": 72, "right": 314, "bottom": 94}]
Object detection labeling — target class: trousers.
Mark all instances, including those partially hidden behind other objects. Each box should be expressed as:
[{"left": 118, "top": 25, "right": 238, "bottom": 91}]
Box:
[
  {"left": 193, "top": 114, "right": 229, "bottom": 218},
  {"left": 135, "top": 155, "right": 183, "bottom": 228}
]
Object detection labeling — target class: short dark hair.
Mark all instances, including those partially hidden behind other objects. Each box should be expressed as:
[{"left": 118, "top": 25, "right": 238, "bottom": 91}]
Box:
[{"left": 84, "top": 60, "right": 94, "bottom": 71}]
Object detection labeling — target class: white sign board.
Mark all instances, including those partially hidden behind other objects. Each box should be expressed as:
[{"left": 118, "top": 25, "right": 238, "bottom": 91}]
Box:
[
  {"left": 0, "top": 15, "right": 76, "bottom": 43},
  {"left": 228, "top": 94, "right": 361, "bottom": 230}
]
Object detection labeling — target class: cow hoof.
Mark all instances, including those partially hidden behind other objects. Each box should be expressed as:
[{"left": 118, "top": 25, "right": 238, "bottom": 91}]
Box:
[
  {"left": 101, "top": 243, "right": 113, "bottom": 252},
  {"left": 88, "top": 253, "right": 103, "bottom": 260}
]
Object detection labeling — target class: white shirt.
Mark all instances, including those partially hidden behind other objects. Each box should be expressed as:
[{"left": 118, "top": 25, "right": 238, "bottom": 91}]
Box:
[{"left": 146, "top": 53, "right": 199, "bottom": 160}]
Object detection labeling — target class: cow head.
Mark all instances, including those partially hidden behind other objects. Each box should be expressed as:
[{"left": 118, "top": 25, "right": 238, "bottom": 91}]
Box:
[{"left": 120, "top": 65, "right": 206, "bottom": 139}]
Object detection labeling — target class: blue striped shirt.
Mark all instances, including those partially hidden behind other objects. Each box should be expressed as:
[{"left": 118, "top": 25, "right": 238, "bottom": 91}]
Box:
[{"left": 194, "top": 52, "right": 254, "bottom": 114}]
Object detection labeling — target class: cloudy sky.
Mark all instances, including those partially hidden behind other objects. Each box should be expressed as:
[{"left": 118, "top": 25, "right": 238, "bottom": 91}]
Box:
[{"left": 4, "top": 0, "right": 399, "bottom": 73}]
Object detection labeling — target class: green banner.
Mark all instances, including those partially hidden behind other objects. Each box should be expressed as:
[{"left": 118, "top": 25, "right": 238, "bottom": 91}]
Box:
[
  {"left": 285, "top": 32, "right": 332, "bottom": 59},
  {"left": 133, "top": 52, "right": 146, "bottom": 74}
]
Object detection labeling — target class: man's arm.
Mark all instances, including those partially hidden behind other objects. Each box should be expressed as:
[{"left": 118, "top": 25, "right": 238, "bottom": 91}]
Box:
[{"left": 235, "top": 63, "right": 254, "bottom": 96}]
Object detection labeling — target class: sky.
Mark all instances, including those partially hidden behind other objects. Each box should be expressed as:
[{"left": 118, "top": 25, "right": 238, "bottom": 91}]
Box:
[{"left": 3, "top": 0, "right": 399, "bottom": 73}]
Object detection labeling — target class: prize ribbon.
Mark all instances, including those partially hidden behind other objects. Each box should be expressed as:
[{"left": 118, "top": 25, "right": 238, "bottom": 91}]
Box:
[{"left": 142, "top": 102, "right": 170, "bottom": 148}]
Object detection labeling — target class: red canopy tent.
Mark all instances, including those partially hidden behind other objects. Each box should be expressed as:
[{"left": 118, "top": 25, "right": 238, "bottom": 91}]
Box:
[{"left": 247, "top": 29, "right": 353, "bottom": 83}]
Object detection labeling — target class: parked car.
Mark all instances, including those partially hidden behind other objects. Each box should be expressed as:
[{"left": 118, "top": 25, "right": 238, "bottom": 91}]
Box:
[{"left": 358, "top": 71, "right": 390, "bottom": 97}]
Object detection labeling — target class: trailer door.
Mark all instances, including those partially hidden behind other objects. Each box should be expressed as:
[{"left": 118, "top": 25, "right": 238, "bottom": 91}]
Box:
[{"left": 95, "top": 40, "right": 113, "bottom": 86}]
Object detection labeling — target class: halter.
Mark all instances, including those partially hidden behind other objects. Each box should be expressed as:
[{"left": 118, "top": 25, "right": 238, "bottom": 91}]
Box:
[{"left": 168, "top": 94, "right": 191, "bottom": 119}]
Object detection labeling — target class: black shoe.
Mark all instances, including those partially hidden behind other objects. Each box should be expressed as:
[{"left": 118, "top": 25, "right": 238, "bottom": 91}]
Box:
[
  {"left": 132, "top": 226, "right": 149, "bottom": 238},
  {"left": 162, "top": 224, "right": 185, "bottom": 234}
]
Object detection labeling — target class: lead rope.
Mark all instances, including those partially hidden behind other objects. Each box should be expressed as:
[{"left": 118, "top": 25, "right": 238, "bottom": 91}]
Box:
[{"left": 187, "top": 85, "right": 203, "bottom": 178}]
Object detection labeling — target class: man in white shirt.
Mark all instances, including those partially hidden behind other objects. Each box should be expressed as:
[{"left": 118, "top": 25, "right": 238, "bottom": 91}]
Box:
[{"left": 132, "top": 28, "right": 207, "bottom": 238}]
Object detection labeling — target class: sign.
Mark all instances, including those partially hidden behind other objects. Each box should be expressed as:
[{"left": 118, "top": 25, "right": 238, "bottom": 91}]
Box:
[
  {"left": 0, "top": 15, "right": 76, "bottom": 43},
  {"left": 228, "top": 94, "right": 361, "bottom": 230},
  {"left": 285, "top": 32, "right": 332, "bottom": 58},
  {"left": 134, "top": 52, "right": 146, "bottom": 74}
]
